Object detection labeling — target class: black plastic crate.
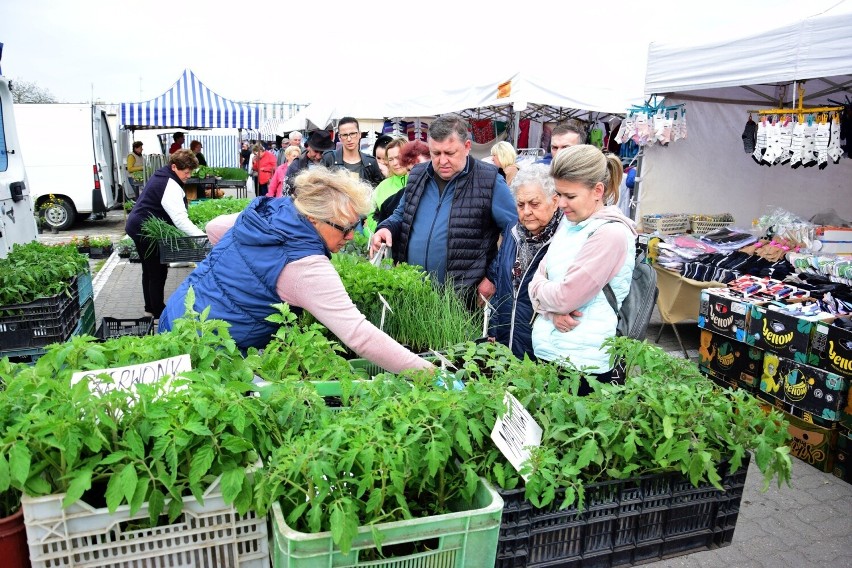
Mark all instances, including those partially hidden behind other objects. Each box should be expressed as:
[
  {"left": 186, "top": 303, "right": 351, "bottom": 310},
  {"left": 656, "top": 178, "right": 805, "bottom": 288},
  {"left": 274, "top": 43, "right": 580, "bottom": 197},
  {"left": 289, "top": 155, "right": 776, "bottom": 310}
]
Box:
[
  {"left": 95, "top": 317, "right": 155, "bottom": 340},
  {"left": 158, "top": 236, "right": 212, "bottom": 263},
  {"left": 496, "top": 453, "right": 750, "bottom": 567},
  {"left": 0, "top": 276, "right": 80, "bottom": 351}
]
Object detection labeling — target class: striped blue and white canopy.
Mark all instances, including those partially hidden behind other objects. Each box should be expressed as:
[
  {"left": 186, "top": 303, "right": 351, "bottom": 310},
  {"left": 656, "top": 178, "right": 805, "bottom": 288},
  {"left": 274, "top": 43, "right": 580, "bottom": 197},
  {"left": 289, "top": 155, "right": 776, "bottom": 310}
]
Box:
[{"left": 120, "top": 70, "right": 260, "bottom": 129}]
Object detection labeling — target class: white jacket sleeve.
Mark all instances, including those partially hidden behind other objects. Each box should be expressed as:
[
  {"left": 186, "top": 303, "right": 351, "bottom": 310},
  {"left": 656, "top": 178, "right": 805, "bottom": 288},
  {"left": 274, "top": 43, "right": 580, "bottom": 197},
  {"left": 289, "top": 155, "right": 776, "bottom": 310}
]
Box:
[{"left": 161, "top": 180, "right": 205, "bottom": 236}]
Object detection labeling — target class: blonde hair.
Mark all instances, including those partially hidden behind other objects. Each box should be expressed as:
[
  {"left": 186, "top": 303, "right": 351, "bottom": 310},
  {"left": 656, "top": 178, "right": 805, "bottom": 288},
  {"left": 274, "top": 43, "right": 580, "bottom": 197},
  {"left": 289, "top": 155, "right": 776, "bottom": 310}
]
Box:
[
  {"left": 284, "top": 146, "right": 302, "bottom": 160},
  {"left": 491, "top": 141, "right": 517, "bottom": 168},
  {"left": 550, "top": 144, "right": 622, "bottom": 205},
  {"left": 293, "top": 167, "right": 372, "bottom": 221}
]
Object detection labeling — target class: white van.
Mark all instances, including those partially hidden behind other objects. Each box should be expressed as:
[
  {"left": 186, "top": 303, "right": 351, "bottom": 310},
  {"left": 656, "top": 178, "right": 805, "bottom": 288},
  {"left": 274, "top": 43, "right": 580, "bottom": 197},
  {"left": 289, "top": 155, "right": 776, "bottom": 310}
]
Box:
[
  {"left": 14, "top": 103, "right": 119, "bottom": 230},
  {"left": 0, "top": 74, "right": 38, "bottom": 257}
]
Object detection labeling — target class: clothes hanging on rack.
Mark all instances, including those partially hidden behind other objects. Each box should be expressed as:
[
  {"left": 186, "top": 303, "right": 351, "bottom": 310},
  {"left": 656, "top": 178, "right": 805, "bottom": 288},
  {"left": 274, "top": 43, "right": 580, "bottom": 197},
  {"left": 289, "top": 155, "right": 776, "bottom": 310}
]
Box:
[
  {"left": 470, "top": 119, "right": 495, "bottom": 144},
  {"left": 527, "top": 120, "right": 543, "bottom": 151},
  {"left": 517, "top": 118, "right": 531, "bottom": 149}
]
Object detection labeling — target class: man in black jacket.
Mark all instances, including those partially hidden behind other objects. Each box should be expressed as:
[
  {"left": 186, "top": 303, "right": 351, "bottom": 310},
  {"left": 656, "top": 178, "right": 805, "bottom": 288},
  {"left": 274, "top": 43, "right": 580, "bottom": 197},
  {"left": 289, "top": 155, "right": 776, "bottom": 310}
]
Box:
[
  {"left": 284, "top": 130, "right": 335, "bottom": 194},
  {"left": 321, "top": 116, "right": 385, "bottom": 188}
]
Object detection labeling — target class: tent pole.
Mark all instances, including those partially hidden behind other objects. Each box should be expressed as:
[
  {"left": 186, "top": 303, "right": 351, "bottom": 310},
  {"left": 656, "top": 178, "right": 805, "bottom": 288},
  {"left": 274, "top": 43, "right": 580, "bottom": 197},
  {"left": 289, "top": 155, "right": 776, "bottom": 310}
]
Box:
[
  {"left": 512, "top": 107, "right": 520, "bottom": 148},
  {"left": 630, "top": 146, "right": 644, "bottom": 222}
]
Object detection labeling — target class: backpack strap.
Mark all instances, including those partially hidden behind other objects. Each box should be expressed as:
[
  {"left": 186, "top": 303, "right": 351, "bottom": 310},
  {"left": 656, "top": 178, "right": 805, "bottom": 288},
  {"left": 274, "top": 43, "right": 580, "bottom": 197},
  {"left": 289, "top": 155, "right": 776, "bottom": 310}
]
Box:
[{"left": 586, "top": 220, "right": 620, "bottom": 318}]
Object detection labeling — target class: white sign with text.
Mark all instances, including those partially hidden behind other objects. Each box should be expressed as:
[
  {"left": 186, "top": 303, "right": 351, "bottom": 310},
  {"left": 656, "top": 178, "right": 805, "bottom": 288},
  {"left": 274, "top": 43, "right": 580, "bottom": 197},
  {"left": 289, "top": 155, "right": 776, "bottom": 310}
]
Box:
[
  {"left": 71, "top": 354, "right": 193, "bottom": 394},
  {"left": 490, "top": 391, "right": 543, "bottom": 480}
]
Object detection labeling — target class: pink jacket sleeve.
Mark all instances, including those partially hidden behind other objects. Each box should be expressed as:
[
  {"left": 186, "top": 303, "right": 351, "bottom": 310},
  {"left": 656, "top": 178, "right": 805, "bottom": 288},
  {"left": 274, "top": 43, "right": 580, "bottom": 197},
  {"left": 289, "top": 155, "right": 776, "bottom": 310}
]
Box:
[
  {"left": 529, "top": 224, "right": 629, "bottom": 316},
  {"left": 278, "top": 256, "right": 434, "bottom": 374},
  {"left": 205, "top": 213, "right": 240, "bottom": 245}
]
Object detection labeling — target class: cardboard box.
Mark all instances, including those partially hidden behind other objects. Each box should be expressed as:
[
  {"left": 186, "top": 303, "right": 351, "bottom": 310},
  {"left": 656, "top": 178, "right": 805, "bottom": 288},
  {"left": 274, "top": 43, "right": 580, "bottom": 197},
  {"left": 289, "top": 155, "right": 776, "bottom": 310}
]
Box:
[
  {"left": 786, "top": 413, "right": 837, "bottom": 473},
  {"left": 810, "top": 317, "right": 852, "bottom": 379},
  {"left": 757, "top": 351, "right": 784, "bottom": 403},
  {"left": 698, "top": 330, "right": 762, "bottom": 389},
  {"left": 778, "top": 357, "right": 848, "bottom": 423},
  {"left": 815, "top": 226, "right": 852, "bottom": 255},
  {"left": 832, "top": 428, "right": 852, "bottom": 483},
  {"left": 746, "top": 304, "right": 827, "bottom": 363},
  {"left": 698, "top": 289, "right": 751, "bottom": 341}
]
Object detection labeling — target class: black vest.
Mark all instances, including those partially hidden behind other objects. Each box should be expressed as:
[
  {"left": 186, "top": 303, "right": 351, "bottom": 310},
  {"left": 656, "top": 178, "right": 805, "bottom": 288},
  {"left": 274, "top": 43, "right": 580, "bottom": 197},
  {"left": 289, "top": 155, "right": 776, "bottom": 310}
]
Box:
[{"left": 394, "top": 157, "right": 500, "bottom": 290}]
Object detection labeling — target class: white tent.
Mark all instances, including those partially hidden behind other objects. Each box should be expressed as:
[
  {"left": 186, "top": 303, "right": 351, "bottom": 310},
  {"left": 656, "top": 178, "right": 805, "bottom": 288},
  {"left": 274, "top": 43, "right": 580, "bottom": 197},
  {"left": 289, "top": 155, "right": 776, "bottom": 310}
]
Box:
[
  {"left": 639, "top": 1, "right": 852, "bottom": 226},
  {"left": 274, "top": 72, "right": 641, "bottom": 140}
]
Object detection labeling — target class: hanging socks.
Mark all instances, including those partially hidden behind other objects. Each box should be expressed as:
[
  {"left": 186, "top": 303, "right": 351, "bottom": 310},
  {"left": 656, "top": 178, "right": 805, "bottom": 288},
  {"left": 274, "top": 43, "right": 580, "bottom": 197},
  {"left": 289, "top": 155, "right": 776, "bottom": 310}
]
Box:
[
  {"left": 828, "top": 117, "right": 843, "bottom": 163},
  {"left": 752, "top": 119, "right": 767, "bottom": 163},
  {"left": 741, "top": 118, "right": 757, "bottom": 153},
  {"left": 789, "top": 122, "right": 805, "bottom": 167},
  {"left": 777, "top": 120, "right": 793, "bottom": 164},
  {"left": 814, "top": 121, "right": 830, "bottom": 168}
]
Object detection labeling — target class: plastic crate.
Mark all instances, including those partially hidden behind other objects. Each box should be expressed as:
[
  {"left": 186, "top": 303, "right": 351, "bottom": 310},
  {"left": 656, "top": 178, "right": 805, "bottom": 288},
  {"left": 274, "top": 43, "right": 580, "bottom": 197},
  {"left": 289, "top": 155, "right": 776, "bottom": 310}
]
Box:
[
  {"left": 80, "top": 298, "right": 96, "bottom": 337},
  {"left": 495, "top": 453, "right": 750, "bottom": 567},
  {"left": 641, "top": 214, "right": 689, "bottom": 235},
  {"left": 310, "top": 380, "right": 371, "bottom": 413},
  {"left": 271, "top": 477, "right": 502, "bottom": 567},
  {"left": 95, "top": 316, "right": 155, "bottom": 340},
  {"left": 349, "top": 358, "right": 384, "bottom": 378},
  {"left": 690, "top": 213, "right": 735, "bottom": 235},
  {"left": 0, "top": 276, "right": 81, "bottom": 351},
  {"left": 77, "top": 270, "right": 93, "bottom": 307},
  {"left": 158, "top": 235, "right": 212, "bottom": 263},
  {"left": 22, "top": 471, "right": 269, "bottom": 568}
]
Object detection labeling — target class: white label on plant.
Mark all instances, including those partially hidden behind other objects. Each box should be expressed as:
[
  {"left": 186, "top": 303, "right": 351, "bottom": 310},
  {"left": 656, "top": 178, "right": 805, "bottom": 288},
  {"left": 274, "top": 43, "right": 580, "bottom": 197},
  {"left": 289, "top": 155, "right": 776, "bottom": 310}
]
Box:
[
  {"left": 491, "top": 391, "right": 542, "bottom": 481},
  {"left": 71, "top": 354, "right": 193, "bottom": 394}
]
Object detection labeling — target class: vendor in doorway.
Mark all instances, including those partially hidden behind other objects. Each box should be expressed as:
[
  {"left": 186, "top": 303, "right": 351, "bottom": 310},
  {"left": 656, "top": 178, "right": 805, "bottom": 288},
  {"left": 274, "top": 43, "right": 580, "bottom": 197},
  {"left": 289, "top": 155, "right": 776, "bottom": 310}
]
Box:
[{"left": 127, "top": 141, "right": 144, "bottom": 197}]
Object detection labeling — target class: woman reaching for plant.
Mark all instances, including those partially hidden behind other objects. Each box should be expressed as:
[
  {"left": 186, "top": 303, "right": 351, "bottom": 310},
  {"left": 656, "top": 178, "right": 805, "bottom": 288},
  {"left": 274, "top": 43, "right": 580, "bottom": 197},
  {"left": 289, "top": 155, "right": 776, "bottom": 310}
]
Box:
[
  {"left": 528, "top": 145, "right": 636, "bottom": 394},
  {"left": 125, "top": 149, "right": 205, "bottom": 318},
  {"left": 158, "top": 167, "right": 434, "bottom": 374}
]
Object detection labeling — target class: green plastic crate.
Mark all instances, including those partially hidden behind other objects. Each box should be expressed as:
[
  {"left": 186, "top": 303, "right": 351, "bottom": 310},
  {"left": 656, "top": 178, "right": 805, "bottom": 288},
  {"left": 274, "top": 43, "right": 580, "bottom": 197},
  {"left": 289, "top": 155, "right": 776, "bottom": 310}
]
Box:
[
  {"left": 271, "top": 478, "right": 502, "bottom": 567},
  {"left": 348, "top": 358, "right": 384, "bottom": 378}
]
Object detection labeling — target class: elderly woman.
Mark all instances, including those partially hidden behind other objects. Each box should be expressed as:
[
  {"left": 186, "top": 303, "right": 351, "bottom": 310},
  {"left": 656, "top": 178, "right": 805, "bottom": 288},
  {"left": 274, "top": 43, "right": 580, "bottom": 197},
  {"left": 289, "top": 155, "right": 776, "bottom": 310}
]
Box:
[
  {"left": 158, "top": 167, "right": 433, "bottom": 373},
  {"left": 491, "top": 141, "right": 519, "bottom": 186},
  {"left": 528, "top": 145, "right": 636, "bottom": 391},
  {"left": 126, "top": 149, "right": 206, "bottom": 318},
  {"left": 486, "top": 163, "right": 561, "bottom": 359}
]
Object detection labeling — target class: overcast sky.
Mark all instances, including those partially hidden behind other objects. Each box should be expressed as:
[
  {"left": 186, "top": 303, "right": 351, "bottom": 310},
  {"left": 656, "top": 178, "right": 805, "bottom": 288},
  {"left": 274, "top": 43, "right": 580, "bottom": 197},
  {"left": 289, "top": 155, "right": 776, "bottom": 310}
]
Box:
[{"left": 0, "top": 0, "right": 845, "bottom": 108}]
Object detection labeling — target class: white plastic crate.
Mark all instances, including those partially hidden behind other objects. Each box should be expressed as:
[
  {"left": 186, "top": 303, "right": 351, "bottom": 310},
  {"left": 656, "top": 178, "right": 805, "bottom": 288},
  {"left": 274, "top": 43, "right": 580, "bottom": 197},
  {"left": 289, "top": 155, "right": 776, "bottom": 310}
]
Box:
[{"left": 22, "top": 471, "right": 269, "bottom": 568}]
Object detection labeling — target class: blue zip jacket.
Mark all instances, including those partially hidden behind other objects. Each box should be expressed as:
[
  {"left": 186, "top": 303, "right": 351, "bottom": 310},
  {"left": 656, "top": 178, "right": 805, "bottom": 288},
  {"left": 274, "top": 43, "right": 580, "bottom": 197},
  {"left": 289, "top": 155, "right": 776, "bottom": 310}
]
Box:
[
  {"left": 158, "top": 197, "right": 328, "bottom": 349},
  {"left": 487, "top": 223, "right": 554, "bottom": 359}
]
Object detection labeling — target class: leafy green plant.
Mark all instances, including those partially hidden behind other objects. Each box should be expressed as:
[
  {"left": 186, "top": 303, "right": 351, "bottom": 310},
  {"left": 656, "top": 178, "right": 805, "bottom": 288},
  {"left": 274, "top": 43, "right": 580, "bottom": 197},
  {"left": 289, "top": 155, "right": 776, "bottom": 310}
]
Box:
[
  {"left": 187, "top": 197, "right": 252, "bottom": 230},
  {"left": 0, "top": 242, "right": 87, "bottom": 308},
  {"left": 245, "top": 304, "right": 358, "bottom": 383},
  {"left": 191, "top": 166, "right": 248, "bottom": 181},
  {"left": 89, "top": 236, "right": 113, "bottom": 248},
  {"left": 254, "top": 370, "right": 483, "bottom": 555},
  {"left": 0, "top": 291, "right": 323, "bottom": 524}
]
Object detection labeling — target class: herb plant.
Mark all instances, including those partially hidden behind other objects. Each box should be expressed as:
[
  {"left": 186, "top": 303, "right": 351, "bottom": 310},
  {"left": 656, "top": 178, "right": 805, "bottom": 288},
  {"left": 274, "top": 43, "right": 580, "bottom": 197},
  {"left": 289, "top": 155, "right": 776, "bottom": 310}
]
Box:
[
  {"left": 140, "top": 217, "right": 190, "bottom": 258},
  {"left": 0, "top": 242, "right": 87, "bottom": 307}
]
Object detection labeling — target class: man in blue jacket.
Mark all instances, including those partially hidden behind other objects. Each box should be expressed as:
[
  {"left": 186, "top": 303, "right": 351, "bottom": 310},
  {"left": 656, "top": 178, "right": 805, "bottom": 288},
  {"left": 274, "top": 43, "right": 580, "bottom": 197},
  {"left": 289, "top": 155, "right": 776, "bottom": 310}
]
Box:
[{"left": 371, "top": 115, "right": 517, "bottom": 307}]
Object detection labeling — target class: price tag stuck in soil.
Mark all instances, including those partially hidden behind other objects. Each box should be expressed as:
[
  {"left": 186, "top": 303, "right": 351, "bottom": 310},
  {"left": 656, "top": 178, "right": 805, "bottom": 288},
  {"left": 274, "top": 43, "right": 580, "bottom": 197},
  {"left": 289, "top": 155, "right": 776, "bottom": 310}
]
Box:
[{"left": 490, "top": 391, "right": 542, "bottom": 480}]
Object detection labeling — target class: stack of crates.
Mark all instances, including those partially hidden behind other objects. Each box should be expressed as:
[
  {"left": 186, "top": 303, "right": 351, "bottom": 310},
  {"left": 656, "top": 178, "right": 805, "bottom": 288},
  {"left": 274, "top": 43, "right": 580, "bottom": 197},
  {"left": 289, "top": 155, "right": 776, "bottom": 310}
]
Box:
[{"left": 696, "top": 276, "right": 851, "bottom": 480}]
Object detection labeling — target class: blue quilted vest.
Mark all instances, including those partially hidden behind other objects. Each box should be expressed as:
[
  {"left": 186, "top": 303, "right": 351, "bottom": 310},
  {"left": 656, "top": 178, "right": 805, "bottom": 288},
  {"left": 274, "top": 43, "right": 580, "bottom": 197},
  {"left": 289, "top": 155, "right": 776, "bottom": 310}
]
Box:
[{"left": 158, "top": 197, "right": 329, "bottom": 349}]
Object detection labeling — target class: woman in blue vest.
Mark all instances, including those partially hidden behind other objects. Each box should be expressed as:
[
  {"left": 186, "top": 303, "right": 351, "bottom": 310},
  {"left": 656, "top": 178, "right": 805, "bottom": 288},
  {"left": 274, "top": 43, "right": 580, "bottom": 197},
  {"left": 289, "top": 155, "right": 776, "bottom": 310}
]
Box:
[
  {"left": 528, "top": 145, "right": 637, "bottom": 393},
  {"left": 487, "top": 163, "right": 561, "bottom": 360},
  {"left": 157, "top": 167, "right": 433, "bottom": 374}
]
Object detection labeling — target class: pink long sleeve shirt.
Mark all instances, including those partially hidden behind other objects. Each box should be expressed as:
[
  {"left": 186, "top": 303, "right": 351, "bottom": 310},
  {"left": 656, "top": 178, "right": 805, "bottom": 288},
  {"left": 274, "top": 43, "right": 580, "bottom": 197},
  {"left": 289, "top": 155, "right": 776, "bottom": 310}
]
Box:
[{"left": 206, "top": 214, "right": 432, "bottom": 374}]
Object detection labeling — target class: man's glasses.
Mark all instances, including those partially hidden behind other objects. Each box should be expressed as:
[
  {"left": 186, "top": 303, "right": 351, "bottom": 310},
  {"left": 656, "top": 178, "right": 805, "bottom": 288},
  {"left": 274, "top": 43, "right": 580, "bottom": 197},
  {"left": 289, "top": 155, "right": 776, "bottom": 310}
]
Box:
[
  {"left": 322, "top": 217, "right": 364, "bottom": 235},
  {"left": 339, "top": 132, "right": 360, "bottom": 139}
]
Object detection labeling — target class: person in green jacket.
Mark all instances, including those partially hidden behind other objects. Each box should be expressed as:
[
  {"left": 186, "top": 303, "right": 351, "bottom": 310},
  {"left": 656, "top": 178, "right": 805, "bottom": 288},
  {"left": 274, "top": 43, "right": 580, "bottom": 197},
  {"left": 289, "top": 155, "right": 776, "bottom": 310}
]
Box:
[{"left": 365, "top": 137, "right": 411, "bottom": 235}]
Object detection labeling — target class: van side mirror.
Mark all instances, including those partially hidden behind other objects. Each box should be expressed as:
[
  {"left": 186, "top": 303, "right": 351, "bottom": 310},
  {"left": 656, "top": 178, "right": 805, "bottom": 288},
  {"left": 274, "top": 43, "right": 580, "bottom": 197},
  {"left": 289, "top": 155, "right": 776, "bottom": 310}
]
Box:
[{"left": 10, "top": 181, "right": 25, "bottom": 202}]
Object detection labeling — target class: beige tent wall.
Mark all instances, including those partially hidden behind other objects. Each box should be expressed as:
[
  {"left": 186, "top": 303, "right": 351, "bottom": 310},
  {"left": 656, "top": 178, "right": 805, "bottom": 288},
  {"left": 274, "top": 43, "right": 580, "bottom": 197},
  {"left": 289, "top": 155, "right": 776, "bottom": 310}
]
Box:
[{"left": 638, "top": 100, "right": 852, "bottom": 227}]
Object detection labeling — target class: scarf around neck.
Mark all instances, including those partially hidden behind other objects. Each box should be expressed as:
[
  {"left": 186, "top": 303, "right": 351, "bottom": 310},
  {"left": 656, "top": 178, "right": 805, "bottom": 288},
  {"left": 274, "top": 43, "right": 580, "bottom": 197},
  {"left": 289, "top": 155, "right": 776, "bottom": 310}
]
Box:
[{"left": 512, "top": 210, "right": 561, "bottom": 291}]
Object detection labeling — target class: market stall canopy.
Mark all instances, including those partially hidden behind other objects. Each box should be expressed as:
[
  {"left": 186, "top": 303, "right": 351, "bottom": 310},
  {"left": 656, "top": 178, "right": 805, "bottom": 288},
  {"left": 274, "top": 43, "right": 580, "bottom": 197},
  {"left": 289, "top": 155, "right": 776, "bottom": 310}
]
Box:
[
  {"left": 120, "top": 69, "right": 261, "bottom": 129},
  {"left": 644, "top": 3, "right": 852, "bottom": 105},
  {"left": 277, "top": 71, "right": 643, "bottom": 132},
  {"left": 638, "top": 1, "right": 852, "bottom": 228}
]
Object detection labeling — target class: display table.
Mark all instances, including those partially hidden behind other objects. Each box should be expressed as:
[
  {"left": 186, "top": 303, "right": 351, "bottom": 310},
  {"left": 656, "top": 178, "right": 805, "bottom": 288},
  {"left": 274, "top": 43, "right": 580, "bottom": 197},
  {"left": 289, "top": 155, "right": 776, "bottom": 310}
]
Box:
[{"left": 652, "top": 264, "right": 724, "bottom": 357}]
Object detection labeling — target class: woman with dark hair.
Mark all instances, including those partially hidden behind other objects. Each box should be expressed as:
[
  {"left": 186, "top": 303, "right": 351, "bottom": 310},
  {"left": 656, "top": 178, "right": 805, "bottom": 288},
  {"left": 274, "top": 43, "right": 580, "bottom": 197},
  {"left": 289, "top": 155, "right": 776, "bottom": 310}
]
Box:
[
  {"left": 372, "top": 134, "right": 394, "bottom": 178},
  {"left": 369, "top": 140, "right": 431, "bottom": 228},
  {"left": 125, "top": 149, "right": 206, "bottom": 318}
]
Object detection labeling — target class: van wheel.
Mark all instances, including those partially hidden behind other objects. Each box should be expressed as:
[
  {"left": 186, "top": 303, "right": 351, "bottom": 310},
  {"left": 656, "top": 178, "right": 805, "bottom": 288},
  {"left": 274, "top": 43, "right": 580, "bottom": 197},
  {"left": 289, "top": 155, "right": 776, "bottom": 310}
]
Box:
[{"left": 42, "top": 198, "right": 76, "bottom": 231}]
